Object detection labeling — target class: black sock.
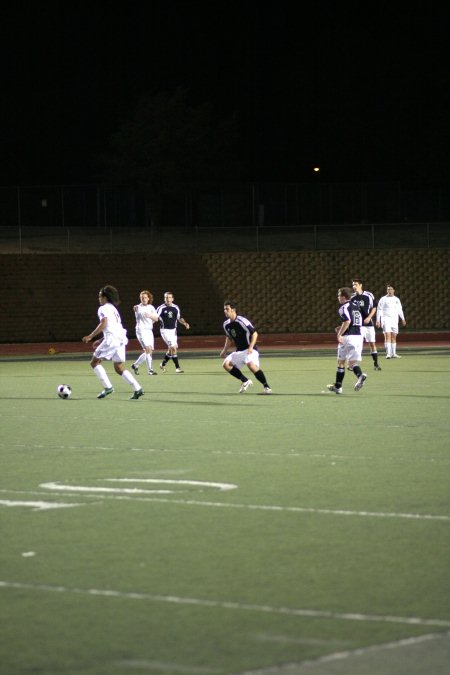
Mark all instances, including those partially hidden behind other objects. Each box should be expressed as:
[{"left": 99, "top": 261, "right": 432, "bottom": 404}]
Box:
[
  {"left": 162, "top": 353, "right": 171, "bottom": 366},
  {"left": 336, "top": 367, "right": 345, "bottom": 386},
  {"left": 371, "top": 351, "right": 379, "bottom": 366},
  {"left": 229, "top": 366, "right": 246, "bottom": 382},
  {"left": 173, "top": 356, "right": 180, "bottom": 369},
  {"left": 254, "top": 369, "right": 269, "bottom": 387},
  {"left": 353, "top": 365, "right": 362, "bottom": 378}
]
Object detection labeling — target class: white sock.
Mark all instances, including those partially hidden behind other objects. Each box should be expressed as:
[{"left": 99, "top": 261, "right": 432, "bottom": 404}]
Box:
[
  {"left": 121, "top": 369, "right": 140, "bottom": 390},
  {"left": 135, "top": 353, "right": 146, "bottom": 367},
  {"left": 93, "top": 365, "right": 113, "bottom": 388},
  {"left": 146, "top": 354, "right": 153, "bottom": 372},
  {"left": 392, "top": 343, "right": 396, "bottom": 356},
  {"left": 387, "top": 343, "right": 393, "bottom": 356}
]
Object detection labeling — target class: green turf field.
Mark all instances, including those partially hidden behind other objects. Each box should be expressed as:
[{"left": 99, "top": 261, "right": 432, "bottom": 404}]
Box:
[{"left": 0, "top": 351, "right": 449, "bottom": 675}]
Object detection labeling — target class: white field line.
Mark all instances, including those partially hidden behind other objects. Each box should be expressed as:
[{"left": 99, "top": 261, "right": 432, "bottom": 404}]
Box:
[
  {"left": 0, "top": 486, "right": 449, "bottom": 522},
  {"left": 103, "top": 478, "right": 237, "bottom": 490},
  {"left": 1, "top": 580, "right": 449, "bottom": 629},
  {"left": 0, "top": 500, "right": 84, "bottom": 511},
  {"left": 0, "top": 441, "right": 447, "bottom": 464},
  {"left": 40, "top": 485, "right": 450, "bottom": 522},
  {"left": 115, "top": 659, "right": 221, "bottom": 674},
  {"left": 236, "top": 631, "right": 450, "bottom": 674}
]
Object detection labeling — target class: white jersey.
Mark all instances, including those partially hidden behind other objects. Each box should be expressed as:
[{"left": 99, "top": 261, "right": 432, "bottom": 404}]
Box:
[
  {"left": 377, "top": 295, "right": 405, "bottom": 322},
  {"left": 98, "top": 302, "right": 127, "bottom": 341},
  {"left": 135, "top": 303, "right": 156, "bottom": 332}
]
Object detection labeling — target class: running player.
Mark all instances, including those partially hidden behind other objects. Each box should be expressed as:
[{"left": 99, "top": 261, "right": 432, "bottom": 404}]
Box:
[
  {"left": 82, "top": 285, "right": 144, "bottom": 399},
  {"left": 327, "top": 287, "right": 367, "bottom": 394},
  {"left": 131, "top": 290, "right": 159, "bottom": 376}
]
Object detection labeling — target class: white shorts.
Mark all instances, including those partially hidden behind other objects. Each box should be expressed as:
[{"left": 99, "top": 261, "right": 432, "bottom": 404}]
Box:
[
  {"left": 381, "top": 320, "right": 399, "bottom": 335},
  {"left": 136, "top": 329, "right": 154, "bottom": 350},
  {"left": 94, "top": 335, "right": 127, "bottom": 363},
  {"left": 160, "top": 328, "right": 178, "bottom": 349},
  {"left": 361, "top": 326, "right": 376, "bottom": 343},
  {"left": 337, "top": 335, "right": 363, "bottom": 363},
  {"left": 224, "top": 349, "right": 260, "bottom": 370}
]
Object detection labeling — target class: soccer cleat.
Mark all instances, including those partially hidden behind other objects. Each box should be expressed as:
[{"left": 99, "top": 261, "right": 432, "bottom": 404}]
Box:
[
  {"left": 239, "top": 379, "right": 253, "bottom": 393},
  {"left": 392, "top": 354, "right": 401, "bottom": 358},
  {"left": 386, "top": 355, "right": 391, "bottom": 359},
  {"left": 326, "top": 384, "right": 342, "bottom": 394},
  {"left": 354, "top": 373, "right": 367, "bottom": 391},
  {"left": 131, "top": 364, "right": 139, "bottom": 375},
  {"left": 175, "top": 368, "right": 184, "bottom": 373},
  {"left": 148, "top": 369, "right": 157, "bottom": 375},
  {"left": 159, "top": 363, "right": 166, "bottom": 373},
  {"left": 262, "top": 386, "right": 272, "bottom": 394},
  {"left": 374, "top": 365, "right": 382, "bottom": 371},
  {"left": 130, "top": 388, "right": 144, "bottom": 400},
  {"left": 97, "top": 387, "right": 114, "bottom": 399}
]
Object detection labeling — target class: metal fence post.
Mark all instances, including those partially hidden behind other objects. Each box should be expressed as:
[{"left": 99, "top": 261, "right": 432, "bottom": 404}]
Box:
[{"left": 17, "top": 186, "right": 22, "bottom": 254}]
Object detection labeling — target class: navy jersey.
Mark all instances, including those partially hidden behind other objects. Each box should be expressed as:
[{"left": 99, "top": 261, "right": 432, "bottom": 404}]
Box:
[
  {"left": 157, "top": 303, "right": 181, "bottom": 330},
  {"left": 351, "top": 291, "right": 376, "bottom": 327},
  {"left": 223, "top": 315, "right": 258, "bottom": 351},
  {"left": 339, "top": 299, "right": 363, "bottom": 336}
]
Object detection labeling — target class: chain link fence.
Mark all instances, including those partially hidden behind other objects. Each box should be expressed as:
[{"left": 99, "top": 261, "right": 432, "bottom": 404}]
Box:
[{"left": 0, "top": 181, "right": 449, "bottom": 252}]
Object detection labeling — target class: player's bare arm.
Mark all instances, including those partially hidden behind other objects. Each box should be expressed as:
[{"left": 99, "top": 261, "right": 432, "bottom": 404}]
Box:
[
  {"left": 336, "top": 320, "right": 350, "bottom": 342},
  {"left": 82, "top": 317, "right": 108, "bottom": 343},
  {"left": 247, "top": 330, "right": 258, "bottom": 353},
  {"left": 220, "top": 337, "right": 233, "bottom": 358},
  {"left": 364, "top": 308, "right": 377, "bottom": 324}
]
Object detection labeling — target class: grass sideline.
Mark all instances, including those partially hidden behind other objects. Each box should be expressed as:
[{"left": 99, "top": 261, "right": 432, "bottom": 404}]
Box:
[{"left": 0, "top": 352, "right": 449, "bottom": 674}]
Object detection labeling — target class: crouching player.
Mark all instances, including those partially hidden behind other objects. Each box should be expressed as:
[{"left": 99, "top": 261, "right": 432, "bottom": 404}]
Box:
[{"left": 220, "top": 301, "right": 272, "bottom": 394}]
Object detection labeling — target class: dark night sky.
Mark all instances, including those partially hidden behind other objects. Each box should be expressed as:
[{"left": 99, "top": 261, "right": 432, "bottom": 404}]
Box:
[{"left": 1, "top": 0, "right": 449, "bottom": 186}]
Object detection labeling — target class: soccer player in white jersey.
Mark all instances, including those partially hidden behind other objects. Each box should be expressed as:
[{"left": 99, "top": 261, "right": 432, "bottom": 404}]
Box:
[
  {"left": 220, "top": 301, "right": 272, "bottom": 394},
  {"left": 376, "top": 283, "right": 406, "bottom": 358},
  {"left": 157, "top": 291, "right": 190, "bottom": 373},
  {"left": 82, "top": 285, "right": 144, "bottom": 399},
  {"left": 327, "top": 287, "right": 367, "bottom": 394},
  {"left": 351, "top": 278, "right": 381, "bottom": 370},
  {"left": 131, "top": 290, "right": 159, "bottom": 376}
]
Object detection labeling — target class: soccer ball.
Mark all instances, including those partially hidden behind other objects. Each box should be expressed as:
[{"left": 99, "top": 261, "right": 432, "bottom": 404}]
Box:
[{"left": 57, "top": 384, "right": 72, "bottom": 399}]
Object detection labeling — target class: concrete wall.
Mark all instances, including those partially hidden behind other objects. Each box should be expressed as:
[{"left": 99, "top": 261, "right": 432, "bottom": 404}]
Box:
[{"left": 1, "top": 249, "right": 449, "bottom": 342}]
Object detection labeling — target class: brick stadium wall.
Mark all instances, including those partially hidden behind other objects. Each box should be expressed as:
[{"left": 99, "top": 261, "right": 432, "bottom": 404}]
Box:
[{"left": 1, "top": 249, "right": 449, "bottom": 342}]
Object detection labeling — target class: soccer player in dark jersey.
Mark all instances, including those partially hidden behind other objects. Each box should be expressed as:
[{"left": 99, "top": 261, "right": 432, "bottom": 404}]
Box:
[
  {"left": 352, "top": 278, "right": 381, "bottom": 370},
  {"left": 220, "top": 301, "right": 272, "bottom": 394},
  {"left": 327, "top": 287, "right": 367, "bottom": 394},
  {"left": 156, "top": 292, "right": 190, "bottom": 373}
]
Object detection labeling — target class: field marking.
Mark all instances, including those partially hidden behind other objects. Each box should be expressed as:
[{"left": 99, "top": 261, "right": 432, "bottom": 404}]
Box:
[
  {"left": 1, "top": 487, "right": 449, "bottom": 522},
  {"left": 252, "top": 633, "right": 354, "bottom": 647},
  {"left": 104, "top": 478, "right": 237, "bottom": 491},
  {"left": 237, "top": 631, "right": 450, "bottom": 674},
  {"left": 40, "top": 479, "right": 237, "bottom": 494},
  {"left": 116, "top": 659, "right": 221, "bottom": 673},
  {"left": 1, "top": 580, "right": 449, "bottom": 628},
  {"left": 0, "top": 500, "right": 84, "bottom": 511},
  {"left": 1, "top": 441, "right": 447, "bottom": 464}
]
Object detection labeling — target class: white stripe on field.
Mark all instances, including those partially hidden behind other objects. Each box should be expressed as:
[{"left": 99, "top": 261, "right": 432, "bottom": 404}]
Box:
[
  {"left": 237, "top": 631, "right": 450, "bottom": 674},
  {"left": 1, "top": 580, "right": 449, "bottom": 628},
  {"left": 1, "top": 487, "right": 449, "bottom": 522},
  {"left": 0, "top": 500, "right": 84, "bottom": 511}
]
